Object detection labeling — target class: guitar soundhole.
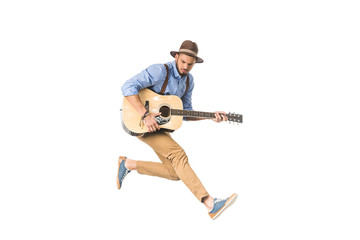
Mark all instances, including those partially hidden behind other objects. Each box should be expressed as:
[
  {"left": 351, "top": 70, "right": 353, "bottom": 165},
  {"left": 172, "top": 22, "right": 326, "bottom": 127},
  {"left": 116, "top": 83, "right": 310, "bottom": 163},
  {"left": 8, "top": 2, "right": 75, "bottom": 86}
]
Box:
[{"left": 159, "top": 106, "right": 171, "bottom": 117}]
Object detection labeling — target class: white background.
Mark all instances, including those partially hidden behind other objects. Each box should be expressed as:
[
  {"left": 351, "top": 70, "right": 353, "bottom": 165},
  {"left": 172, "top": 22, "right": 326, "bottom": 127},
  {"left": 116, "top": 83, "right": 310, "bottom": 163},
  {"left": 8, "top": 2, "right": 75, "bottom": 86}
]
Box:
[{"left": 1, "top": 0, "right": 359, "bottom": 239}]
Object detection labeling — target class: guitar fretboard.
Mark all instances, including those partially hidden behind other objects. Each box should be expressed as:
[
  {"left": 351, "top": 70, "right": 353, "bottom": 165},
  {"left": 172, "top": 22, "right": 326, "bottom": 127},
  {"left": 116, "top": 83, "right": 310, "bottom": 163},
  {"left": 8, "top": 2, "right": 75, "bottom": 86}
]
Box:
[
  {"left": 170, "top": 109, "right": 242, "bottom": 123},
  {"left": 171, "top": 109, "right": 216, "bottom": 118}
]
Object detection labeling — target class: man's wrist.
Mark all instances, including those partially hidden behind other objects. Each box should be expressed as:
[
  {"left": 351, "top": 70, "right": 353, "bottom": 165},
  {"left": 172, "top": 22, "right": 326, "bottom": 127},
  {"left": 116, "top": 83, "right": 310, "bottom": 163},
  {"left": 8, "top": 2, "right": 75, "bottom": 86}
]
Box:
[{"left": 141, "top": 110, "right": 149, "bottom": 120}]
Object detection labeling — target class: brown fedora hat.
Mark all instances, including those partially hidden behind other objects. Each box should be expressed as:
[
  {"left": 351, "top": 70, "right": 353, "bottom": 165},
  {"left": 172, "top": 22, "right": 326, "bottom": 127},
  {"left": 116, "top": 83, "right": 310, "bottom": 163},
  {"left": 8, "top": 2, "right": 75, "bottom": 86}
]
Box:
[{"left": 170, "top": 40, "right": 204, "bottom": 63}]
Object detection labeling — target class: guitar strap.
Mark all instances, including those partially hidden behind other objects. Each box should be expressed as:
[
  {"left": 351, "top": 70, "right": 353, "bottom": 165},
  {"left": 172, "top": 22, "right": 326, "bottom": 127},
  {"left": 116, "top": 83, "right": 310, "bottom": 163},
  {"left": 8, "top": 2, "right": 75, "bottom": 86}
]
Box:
[{"left": 159, "top": 64, "right": 189, "bottom": 96}]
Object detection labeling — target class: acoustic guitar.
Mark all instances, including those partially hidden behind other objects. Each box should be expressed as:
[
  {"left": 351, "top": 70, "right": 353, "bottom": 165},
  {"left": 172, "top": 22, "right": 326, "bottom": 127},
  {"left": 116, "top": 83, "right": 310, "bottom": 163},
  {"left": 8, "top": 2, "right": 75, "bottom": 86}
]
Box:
[{"left": 121, "top": 88, "right": 243, "bottom": 136}]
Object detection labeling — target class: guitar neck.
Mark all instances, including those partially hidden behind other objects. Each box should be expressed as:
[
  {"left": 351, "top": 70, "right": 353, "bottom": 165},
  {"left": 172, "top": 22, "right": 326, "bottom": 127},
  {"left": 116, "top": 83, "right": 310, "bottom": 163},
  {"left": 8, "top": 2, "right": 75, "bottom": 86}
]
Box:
[
  {"left": 171, "top": 109, "right": 216, "bottom": 118},
  {"left": 171, "top": 109, "right": 243, "bottom": 123}
]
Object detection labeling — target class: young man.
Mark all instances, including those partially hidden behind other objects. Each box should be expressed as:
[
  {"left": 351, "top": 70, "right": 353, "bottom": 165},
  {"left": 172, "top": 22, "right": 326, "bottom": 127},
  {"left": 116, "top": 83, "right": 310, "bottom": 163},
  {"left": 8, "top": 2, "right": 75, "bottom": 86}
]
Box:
[{"left": 119, "top": 40, "right": 237, "bottom": 220}]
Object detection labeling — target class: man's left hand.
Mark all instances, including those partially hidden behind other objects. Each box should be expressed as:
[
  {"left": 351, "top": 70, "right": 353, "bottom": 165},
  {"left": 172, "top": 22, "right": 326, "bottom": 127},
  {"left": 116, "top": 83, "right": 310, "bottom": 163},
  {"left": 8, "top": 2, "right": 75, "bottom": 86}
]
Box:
[{"left": 212, "top": 111, "right": 228, "bottom": 123}]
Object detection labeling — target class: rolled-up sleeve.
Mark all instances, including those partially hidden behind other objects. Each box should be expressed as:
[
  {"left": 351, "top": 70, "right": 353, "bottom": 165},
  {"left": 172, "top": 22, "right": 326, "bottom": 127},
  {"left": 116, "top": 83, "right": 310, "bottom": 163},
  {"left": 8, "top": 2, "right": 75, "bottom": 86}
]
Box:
[{"left": 121, "top": 64, "right": 166, "bottom": 96}]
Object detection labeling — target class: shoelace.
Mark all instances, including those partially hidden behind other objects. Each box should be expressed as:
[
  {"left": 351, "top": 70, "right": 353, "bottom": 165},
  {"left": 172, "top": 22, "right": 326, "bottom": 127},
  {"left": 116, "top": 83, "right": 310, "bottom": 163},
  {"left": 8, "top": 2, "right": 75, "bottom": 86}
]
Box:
[
  {"left": 209, "top": 198, "right": 228, "bottom": 213},
  {"left": 214, "top": 198, "right": 227, "bottom": 205},
  {"left": 121, "top": 169, "right": 130, "bottom": 182}
]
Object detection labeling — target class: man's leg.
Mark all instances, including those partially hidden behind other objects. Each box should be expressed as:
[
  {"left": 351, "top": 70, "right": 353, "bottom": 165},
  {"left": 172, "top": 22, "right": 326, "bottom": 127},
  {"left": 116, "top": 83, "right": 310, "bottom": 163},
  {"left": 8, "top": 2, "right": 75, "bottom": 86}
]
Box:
[
  {"left": 134, "top": 131, "right": 210, "bottom": 202},
  {"left": 133, "top": 152, "right": 180, "bottom": 181},
  {"left": 118, "top": 131, "right": 238, "bottom": 219}
]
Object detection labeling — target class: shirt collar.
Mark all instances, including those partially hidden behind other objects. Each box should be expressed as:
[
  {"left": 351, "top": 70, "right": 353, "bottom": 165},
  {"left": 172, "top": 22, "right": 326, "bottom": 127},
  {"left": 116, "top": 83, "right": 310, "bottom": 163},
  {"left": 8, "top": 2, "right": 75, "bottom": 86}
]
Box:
[{"left": 171, "top": 61, "right": 182, "bottom": 80}]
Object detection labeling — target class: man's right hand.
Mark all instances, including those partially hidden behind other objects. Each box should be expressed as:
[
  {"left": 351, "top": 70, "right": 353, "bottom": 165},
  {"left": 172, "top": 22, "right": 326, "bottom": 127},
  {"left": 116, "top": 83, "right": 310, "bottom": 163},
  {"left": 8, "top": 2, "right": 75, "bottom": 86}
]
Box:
[
  {"left": 124, "top": 94, "right": 162, "bottom": 133},
  {"left": 144, "top": 112, "right": 161, "bottom": 132}
]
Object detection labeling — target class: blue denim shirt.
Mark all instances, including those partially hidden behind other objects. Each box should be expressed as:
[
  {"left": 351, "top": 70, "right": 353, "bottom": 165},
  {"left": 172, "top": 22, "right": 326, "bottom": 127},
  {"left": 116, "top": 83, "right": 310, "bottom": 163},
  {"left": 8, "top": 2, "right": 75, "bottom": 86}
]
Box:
[{"left": 121, "top": 61, "right": 194, "bottom": 110}]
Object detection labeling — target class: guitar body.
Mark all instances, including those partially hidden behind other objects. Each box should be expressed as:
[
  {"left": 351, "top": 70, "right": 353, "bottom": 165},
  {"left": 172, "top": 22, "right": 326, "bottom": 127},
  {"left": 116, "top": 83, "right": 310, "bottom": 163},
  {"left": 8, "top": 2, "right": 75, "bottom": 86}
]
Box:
[
  {"left": 121, "top": 89, "right": 243, "bottom": 136},
  {"left": 121, "top": 89, "right": 184, "bottom": 136}
]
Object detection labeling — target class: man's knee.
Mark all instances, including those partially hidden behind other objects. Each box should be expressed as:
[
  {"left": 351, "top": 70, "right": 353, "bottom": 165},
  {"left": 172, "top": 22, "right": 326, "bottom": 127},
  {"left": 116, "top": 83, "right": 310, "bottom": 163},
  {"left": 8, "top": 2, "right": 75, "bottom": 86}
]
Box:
[
  {"left": 167, "top": 149, "right": 189, "bottom": 168},
  {"left": 169, "top": 175, "right": 180, "bottom": 181}
]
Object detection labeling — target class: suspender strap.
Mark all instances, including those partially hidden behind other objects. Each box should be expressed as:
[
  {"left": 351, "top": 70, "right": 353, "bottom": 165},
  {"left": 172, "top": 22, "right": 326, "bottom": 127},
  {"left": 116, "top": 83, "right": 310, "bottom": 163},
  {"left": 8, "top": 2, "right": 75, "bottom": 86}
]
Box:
[
  {"left": 160, "top": 64, "right": 190, "bottom": 96},
  {"left": 159, "top": 64, "right": 169, "bottom": 95},
  {"left": 185, "top": 75, "right": 189, "bottom": 95}
]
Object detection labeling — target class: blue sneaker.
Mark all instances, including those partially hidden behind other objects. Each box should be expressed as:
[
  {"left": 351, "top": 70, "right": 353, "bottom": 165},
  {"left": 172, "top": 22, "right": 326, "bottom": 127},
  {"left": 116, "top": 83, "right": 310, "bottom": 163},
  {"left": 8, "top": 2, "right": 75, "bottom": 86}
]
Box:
[
  {"left": 208, "top": 193, "right": 238, "bottom": 220},
  {"left": 117, "top": 156, "right": 131, "bottom": 189}
]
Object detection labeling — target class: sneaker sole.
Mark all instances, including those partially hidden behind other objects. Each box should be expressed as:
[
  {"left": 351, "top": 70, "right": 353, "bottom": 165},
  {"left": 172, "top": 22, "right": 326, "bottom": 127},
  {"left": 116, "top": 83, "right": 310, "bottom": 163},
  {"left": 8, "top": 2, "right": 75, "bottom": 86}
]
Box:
[
  {"left": 211, "top": 193, "right": 238, "bottom": 220},
  {"left": 117, "top": 156, "right": 126, "bottom": 189}
]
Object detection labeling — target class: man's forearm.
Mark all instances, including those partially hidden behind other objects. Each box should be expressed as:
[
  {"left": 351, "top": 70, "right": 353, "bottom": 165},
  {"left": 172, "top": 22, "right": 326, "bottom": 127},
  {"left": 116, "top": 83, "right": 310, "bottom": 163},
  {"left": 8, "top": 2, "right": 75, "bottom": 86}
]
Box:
[
  {"left": 125, "top": 95, "right": 147, "bottom": 116},
  {"left": 124, "top": 94, "right": 160, "bottom": 132}
]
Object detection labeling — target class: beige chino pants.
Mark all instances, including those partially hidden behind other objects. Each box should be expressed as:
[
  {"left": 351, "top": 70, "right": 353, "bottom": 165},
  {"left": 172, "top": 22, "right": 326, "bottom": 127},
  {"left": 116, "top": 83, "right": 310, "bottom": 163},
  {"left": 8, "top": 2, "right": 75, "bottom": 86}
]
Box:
[{"left": 136, "top": 130, "right": 209, "bottom": 202}]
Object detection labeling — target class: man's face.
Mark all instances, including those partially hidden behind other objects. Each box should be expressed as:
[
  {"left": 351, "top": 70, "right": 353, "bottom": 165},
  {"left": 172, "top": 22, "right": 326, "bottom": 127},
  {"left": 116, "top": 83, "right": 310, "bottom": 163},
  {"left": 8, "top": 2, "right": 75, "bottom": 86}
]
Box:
[{"left": 175, "top": 53, "right": 196, "bottom": 76}]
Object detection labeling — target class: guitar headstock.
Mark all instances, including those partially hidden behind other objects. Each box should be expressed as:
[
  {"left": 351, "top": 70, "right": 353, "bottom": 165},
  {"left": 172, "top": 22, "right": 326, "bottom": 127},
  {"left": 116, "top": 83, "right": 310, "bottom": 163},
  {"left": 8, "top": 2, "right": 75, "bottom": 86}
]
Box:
[{"left": 227, "top": 112, "right": 243, "bottom": 123}]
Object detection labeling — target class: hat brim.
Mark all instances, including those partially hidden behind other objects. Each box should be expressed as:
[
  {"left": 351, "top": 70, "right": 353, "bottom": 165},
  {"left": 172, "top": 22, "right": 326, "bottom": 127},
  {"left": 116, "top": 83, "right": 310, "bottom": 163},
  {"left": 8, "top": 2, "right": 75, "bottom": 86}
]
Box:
[{"left": 170, "top": 51, "right": 204, "bottom": 63}]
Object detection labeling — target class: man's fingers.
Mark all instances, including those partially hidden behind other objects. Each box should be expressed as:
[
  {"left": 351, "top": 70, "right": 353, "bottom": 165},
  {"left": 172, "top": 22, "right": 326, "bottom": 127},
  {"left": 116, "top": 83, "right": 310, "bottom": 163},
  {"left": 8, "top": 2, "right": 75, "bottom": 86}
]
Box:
[
  {"left": 213, "top": 111, "right": 228, "bottom": 122},
  {"left": 222, "top": 113, "right": 228, "bottom": 121},
  {"left": 147, "top": 122, "right": 159, "bottom": 132}
]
